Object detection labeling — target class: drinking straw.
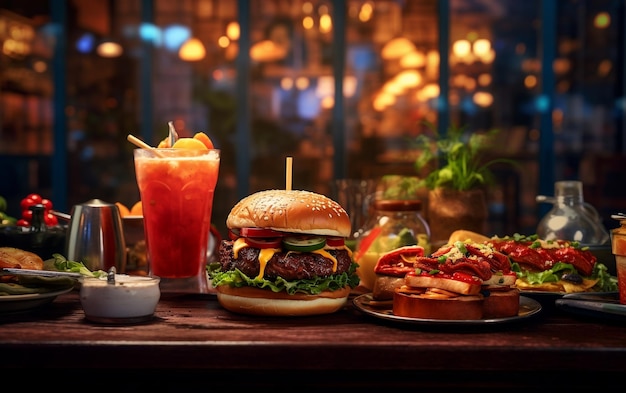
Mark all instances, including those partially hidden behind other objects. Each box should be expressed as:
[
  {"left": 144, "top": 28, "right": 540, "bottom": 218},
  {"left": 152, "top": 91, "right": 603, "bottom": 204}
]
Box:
[
  {"left": 286, "top": 156, "right": 293, "bottom": 190},
  {"left": 127, "top": 134, "right": 164, "bottom": 157}
]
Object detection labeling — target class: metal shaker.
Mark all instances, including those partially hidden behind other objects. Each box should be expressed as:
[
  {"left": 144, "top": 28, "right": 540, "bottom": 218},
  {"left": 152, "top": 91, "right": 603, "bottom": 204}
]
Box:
[{"left": 65, "top": 199, "right": 126, "bottom": 272}]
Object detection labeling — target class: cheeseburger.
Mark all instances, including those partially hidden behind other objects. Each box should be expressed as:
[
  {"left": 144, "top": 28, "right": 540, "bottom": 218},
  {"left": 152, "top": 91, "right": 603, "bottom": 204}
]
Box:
[{"left": 209, "top": 189, "right": 359, "bottom": 316}]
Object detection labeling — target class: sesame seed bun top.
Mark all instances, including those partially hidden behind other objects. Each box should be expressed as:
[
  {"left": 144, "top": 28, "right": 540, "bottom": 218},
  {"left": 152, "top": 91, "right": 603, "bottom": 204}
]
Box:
[{"left": 226, "top": 189, "right": 352, "bottom": 237}]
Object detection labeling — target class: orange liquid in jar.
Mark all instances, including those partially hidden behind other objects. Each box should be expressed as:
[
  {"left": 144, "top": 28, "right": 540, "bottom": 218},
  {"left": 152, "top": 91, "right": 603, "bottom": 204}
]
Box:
[
  {"left": 134, "top": 150, "right": 220, "bottom": 278},
  {"left": 612, "top": 230, "right": 626, "bottom": 304},
  {"left": 616, "top": 256, "right": 626, "bottom": 305}
]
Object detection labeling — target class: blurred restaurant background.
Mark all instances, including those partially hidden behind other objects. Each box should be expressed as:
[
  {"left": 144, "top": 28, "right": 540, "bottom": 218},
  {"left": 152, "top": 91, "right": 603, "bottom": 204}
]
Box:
[{"left": 1, "top": 0, "right": 625, "bottom": 238}]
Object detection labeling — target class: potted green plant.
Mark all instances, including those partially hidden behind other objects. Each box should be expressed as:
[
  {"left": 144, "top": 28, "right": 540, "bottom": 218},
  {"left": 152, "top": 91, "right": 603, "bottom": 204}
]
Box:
[{"left": 412, "top": 122, "right": 515, "bottom": 246}]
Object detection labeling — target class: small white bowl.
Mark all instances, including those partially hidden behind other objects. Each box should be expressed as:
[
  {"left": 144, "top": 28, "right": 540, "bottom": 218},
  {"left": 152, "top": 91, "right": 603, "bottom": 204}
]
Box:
[{"left": 80, "top": 274, "right": 160, "bottom": 324}]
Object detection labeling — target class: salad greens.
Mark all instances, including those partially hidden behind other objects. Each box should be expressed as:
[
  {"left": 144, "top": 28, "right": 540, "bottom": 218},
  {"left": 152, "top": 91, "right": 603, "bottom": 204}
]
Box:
[
  {"left": 207, "top": 261, "right": 360, "bottom": 295},
  {"left": 511, "top": 260, "right": 618, "bottom": 292},
  {"left": 49, "top": 253, "right": 108, "bottom": 278}
]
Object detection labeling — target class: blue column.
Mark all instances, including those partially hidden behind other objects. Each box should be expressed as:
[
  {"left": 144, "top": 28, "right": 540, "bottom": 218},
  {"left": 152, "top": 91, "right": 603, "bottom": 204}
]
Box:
[
  {"left": 538, "top": 0, "right": 557, "bottom": 218},
  {"left": 140, "top": 0, "right": 154, "bottom": 144},
  {"left": 332, "top": 0, "right": 347, "bottom": 179},
  {"left": 51, "top": 0, "right": 68, "bottom": 213},
  {"left": 235, "top": 0, "right": 251, "bottom": 198},
  {"left": 437, "top": 0, "right": 450, "bottom": 137}
]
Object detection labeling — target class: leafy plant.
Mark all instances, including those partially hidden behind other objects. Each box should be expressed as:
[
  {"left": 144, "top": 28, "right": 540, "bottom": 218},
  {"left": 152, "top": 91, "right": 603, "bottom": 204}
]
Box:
[
  {"left": 380, "top": 175, "right": 423, "bottom": 200},
  {"left": 413, "top": 122, "right": 515, "bottom": 191}
]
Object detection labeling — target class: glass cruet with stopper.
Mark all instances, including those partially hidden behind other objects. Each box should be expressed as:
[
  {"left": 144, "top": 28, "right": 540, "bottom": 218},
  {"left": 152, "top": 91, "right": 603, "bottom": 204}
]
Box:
[
  {"left": 354, "top": 198, "right": 431, "bottom": 291},
  {"left": 536, "top": 180, "right": 609, "bottom": 245}
]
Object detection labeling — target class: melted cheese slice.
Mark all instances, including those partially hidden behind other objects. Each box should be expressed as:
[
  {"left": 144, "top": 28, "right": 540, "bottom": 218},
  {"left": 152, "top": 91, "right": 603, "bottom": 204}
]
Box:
[
  {"left": 313, "top": 248, "right": 338, "bottom": 272},
  {"left": 232, "top": 238, "right": 346, "bottom": 280},
  {"left": 256, "top": 248, "right": 279, "bottom": 279},
  {"left": 232, "top": 237, "right": 249, "bottom": 259},
  {"left": 232, "top": 238, "right": 279, "bottom": 280}
]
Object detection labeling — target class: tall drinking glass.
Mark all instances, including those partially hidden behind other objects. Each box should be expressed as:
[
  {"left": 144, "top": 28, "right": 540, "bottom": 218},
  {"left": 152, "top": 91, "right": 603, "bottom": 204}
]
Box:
[{"left": 133, "top": 148, "right": 220, "bottom": 294}]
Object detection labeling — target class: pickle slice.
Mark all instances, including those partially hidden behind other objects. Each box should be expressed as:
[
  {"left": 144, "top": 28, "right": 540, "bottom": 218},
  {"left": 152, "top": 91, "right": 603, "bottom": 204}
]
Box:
[{"left": 282, "top": 236, "right": 326, "bottom": 252}]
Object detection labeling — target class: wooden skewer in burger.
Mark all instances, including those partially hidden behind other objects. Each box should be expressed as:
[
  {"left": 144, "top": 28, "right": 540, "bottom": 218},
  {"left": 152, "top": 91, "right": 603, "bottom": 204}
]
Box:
[{"left": 209, "top": 157, "right": 360, "bottom": 316}]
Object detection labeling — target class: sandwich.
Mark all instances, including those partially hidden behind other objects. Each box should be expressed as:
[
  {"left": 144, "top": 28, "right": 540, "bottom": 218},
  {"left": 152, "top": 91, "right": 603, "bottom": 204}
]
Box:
[
  {"left": 381, "top": 241, "right": 519, "bottom": 320},
  {"left": 488, "top": 233, "right": 617, "bottom": 293},
  {"left": 448, "top": 230, "right": 617, "bottom": 293},
  {"left": 208, "top": 189, "right": 360, "bottom": 316},
  {"left": 0, "top": 247, "right": 44, "bottom": 272},
  {"left": 371, "top": 245, "right": 425, "bottom": 301},
  {"left": 0, "top": 247, "right": 77, "bottom": 295}
]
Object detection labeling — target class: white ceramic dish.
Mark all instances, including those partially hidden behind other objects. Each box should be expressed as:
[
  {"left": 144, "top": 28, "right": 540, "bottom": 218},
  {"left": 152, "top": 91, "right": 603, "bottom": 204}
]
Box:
[{"left": 80, "top": 274, "right": 160, "bottom": 324}]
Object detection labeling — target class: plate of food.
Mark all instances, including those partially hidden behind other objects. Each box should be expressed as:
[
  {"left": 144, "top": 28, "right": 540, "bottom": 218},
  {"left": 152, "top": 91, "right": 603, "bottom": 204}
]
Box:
[
  {"left": 353, "top": 293, "right": 541, "bottom": 326},
  {"left": 361, "top": 230, "right": 617, "bottom": 320},
  {"left": 0, "top": 286, "right": 73, "bottom": 314},
  {"left": 445, "top": 231, "right": 619, "bottom": 301},
  {"left": 483, "top": 234, "right": 619, "bottom": 306},
  {"left": 1, "top": 247, "right": 83, "bottom": 314}
]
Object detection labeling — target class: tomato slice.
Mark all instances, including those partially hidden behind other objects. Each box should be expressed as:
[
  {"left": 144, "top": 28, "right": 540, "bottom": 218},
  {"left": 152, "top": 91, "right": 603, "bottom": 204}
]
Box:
[
  {"left": 240, "top": 227, "right": 285, "bottom": 238},
  {"left": 326, "top": 236, "right": 345, "bottom": 248},
  {"left": 227, "top": 228, "right": 240, "bottom": 240},
  {"left": 283, "top": 236, "right": 326, "bottom": 252},
  {"left": 246, "top": 237, "right": 282, "bottom": 249}
]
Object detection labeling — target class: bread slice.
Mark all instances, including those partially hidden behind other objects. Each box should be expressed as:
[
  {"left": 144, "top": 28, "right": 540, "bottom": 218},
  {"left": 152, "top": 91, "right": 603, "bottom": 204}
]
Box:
[
  {"left": 404, "top": 274, "right": 482, "bottom": 295},
  {"left": 481, "top": 287, "right": 520, "bottom": 318},
  {"left": 393, "top": 291, "right": 484, "bottom": 320}
]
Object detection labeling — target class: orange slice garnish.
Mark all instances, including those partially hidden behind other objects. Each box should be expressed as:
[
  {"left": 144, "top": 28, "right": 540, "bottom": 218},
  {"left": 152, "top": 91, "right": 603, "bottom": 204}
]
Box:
[
  {"left": 172, "top": 138, "right": 209, "bottom": 150},
  {"left": 157, "top": 137, "right": 171, "bottom": 148},
  {"left": 116, "top": 202, "right": 130, "bottom": 217},
  {"left": 130, "top": 201, "right": 143, "bottom": 216},
  {"left": 193, "top": 132, "right": 214, "bottom": 149}
]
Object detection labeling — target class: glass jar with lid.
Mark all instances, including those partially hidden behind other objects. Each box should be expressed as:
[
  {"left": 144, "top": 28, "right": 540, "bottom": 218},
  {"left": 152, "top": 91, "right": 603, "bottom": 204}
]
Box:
[
  {"left": 354, "top": 199, "right": 431, "bottom": 291},
  {"left": 536, "top": 180, "right": 609, "bottom": 245}
]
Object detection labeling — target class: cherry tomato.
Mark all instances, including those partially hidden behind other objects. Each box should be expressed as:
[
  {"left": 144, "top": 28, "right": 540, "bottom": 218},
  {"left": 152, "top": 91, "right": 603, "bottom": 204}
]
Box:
[
  {"left": 44, "top": 212, "right": 58, "bottom": 226},
  {"left": 20, "top": 197, "right": 37, "bottom": 211},
  {"left": 22, "top": 209, "right": 33, "bottom": 221},
  {"left": 41, "top": 198, "right": 53, "bottom": 211},
  {"left": 240, "top": 227, "right": 285, "bottom": 238},
  {"left": 26, "top": 193, "right": 42, "bottom": 204},
  {"left": 245, "top": 237, "right": 282, "bottom": 249},
  {"left": 16, "top": 219, "right": 30, "bottom": 227}
]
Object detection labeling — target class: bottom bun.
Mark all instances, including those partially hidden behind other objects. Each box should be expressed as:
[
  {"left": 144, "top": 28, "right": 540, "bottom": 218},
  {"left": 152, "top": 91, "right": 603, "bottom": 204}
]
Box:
[
  {"left": 393, "top": 291, "right": 484, "bottom": 320},
  {"left": 215, "top": 285, "right": 350, "bottom": 316},
  {"left": 482, "top": 287, "right": 520, "bottom": 319}
]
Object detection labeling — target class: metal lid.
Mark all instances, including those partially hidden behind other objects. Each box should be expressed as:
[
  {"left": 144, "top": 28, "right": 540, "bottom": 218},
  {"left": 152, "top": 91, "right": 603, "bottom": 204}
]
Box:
[{"left": 373, "top": 199, "right": 422, "bottom": 211}]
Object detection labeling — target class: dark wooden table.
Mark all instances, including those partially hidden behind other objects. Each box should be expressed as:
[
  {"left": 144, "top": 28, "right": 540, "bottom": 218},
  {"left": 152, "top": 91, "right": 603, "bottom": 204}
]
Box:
[{"left": 1, "top": 289, "right": 624, "bottom": 390}]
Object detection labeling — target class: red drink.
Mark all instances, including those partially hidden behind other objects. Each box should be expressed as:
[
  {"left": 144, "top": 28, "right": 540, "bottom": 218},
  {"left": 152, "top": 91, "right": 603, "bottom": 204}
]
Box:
[{"left": 134, "top": 148, "right": 220, "bottom": 280}]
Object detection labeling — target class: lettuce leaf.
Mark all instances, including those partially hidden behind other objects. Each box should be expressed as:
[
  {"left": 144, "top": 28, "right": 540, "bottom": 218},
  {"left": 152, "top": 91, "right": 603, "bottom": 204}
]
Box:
[
  {"left": 208, "top": 261, "right": 360, "bottom": 295},
  {"left": 48, "top": 253, "right": 107, "bottom": 278},
  {"left": 511, "top": 261, "right": 618, "bottom": 292}
]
